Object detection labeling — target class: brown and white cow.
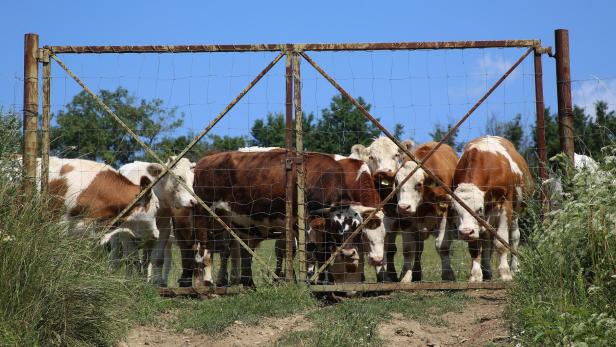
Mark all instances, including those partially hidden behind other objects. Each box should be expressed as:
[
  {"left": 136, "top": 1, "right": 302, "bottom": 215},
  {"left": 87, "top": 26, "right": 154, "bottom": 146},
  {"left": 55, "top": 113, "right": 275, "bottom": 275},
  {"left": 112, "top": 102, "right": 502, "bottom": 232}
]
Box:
[
  {"left": 395, "top": 142, "right": 458, "bottom": 282},
  {"left": 118, "top": 157, "right": 197, "bottom": 287},
  {"left": 191, "top": 150, "right": 376, "bottom": 287},
  {"left": 47, "top": 157, "right": 160, "bottom": 270},
  {"left": 451, "top": 136, "right": 532, "bottom": 282},
  {"left": 350, "top": 137, "right": 415, "bottom": 282},
  {"left": 303, "top": 156, "right": 386, "bottom": 284}
]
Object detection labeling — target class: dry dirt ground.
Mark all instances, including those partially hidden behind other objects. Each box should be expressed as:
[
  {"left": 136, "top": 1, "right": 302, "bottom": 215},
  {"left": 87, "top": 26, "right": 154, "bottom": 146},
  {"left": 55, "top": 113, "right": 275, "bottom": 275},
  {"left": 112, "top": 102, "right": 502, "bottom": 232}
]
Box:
[{"left": 120, "top": 290, "right": 508, "bottom": 347}]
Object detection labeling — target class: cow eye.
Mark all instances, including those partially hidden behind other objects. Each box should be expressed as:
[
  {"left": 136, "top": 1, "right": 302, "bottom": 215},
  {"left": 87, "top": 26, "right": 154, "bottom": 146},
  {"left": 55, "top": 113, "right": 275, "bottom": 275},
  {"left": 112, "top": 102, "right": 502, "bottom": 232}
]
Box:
[{"left": 415, "top": 183, "right": 422, "bottom": 190}]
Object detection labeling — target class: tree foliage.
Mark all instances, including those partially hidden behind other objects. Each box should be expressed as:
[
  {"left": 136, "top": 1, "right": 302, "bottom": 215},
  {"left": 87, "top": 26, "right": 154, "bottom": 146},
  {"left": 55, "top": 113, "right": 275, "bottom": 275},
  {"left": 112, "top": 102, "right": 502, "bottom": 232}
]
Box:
[
  {"left": 429, "top": 123, "right": 462, "bottom": 151},
  {"left": 313, "top": 95, "right": 380, "bottom": 154},
  {"left": 51, "top": 87, "right": 183, "bottom": 166}
]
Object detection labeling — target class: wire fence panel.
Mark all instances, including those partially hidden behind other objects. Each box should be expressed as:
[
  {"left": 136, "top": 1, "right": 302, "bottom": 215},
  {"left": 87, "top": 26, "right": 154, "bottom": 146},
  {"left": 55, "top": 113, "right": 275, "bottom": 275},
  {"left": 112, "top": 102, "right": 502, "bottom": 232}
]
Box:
[{"left": 18, "top": 37, "right": 560, "bottom": 292}]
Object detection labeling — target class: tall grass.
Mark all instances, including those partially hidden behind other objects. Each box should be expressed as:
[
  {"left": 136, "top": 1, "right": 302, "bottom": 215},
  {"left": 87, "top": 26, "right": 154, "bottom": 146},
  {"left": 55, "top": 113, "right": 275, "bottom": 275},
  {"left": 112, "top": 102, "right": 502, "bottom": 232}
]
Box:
[
  {"left": 0, "top": 111, "right": 163, "bottom": 346},
  {"left": 507, "top": 149, "right": 616, "bottom": 346}
]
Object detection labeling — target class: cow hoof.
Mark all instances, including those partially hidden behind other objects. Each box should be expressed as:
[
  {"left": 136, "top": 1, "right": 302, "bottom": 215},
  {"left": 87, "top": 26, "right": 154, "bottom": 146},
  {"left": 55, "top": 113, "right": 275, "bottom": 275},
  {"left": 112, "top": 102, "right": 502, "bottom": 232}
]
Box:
[
  {"left": 469, "top": 275, "right": 483, "bottom": 283},
  {"left": 482, "top": 271, "right": 493, "bottom": 281},
  {"left": 178, "top": 278, "right": 192, "bottom": 288},
  {"left": 441, "top": 272, "right": 456, "bottom": 282},
  {"left": 501, "top": 274, "right": 513, "bottom": 281}
]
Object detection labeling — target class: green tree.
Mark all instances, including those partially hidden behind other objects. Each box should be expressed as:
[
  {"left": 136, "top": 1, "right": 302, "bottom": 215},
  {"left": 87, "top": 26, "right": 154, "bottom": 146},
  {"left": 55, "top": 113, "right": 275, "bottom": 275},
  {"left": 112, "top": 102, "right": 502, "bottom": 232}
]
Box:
[
  {"left": 51, "top": 87, "right": 182, "bottom": 166},
  {"left": 393, "top": 123, "right": 404, "bottom": 140},
  {"left": 486, "top": 113, "right": 527, "bottom": 150},
  {"left": 312, "top": 94, "right": 380, "bottom": 154},
  {"left": 250, "top": 111, "right": 317, "bottom": 149},
  {"left": 429, "top": 122, "right": 462, "bottom": 151}
]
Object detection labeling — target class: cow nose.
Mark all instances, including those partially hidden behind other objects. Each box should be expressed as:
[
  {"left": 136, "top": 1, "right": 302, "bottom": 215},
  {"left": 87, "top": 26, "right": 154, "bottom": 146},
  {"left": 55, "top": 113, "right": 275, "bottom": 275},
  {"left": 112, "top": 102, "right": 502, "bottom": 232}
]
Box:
[
  {"left": 342, "top": 248, "right": 358, "bottom": 259},
  {"left": 459, "top": 228, "right": 474, "bottom": 239},
  {"left": 370, "top": 255, "right": 384, "bottom": 266},
  {"left": 398, "top": 204, "right": 413, "bottom": 214}
]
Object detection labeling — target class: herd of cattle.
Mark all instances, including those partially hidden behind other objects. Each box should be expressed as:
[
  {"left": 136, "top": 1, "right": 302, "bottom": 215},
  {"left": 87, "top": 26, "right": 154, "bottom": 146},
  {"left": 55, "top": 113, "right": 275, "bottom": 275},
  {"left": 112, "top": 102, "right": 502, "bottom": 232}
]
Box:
[{"left": 17, "top": 134, "right": 538, "bottom": 287}]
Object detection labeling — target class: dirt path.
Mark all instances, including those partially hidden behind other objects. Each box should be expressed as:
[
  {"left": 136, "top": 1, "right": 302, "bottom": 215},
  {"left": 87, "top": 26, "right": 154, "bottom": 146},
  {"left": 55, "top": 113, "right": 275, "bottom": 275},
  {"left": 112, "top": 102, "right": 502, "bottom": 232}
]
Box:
[
  {"left": 121, "top": 290, "right": 509, "bottom": 347},
  {"left": 120, "top": 313, "right": 312, "bottom": 347},
  {"left": 379, "top": 290, "right": 509, "bottom": 346}
]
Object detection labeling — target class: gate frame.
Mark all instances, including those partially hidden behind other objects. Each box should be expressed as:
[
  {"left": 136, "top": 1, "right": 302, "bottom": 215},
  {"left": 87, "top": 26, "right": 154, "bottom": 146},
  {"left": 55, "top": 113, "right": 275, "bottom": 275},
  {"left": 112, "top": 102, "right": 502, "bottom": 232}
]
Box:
[{"left": 22, "top": 33, "right": 574, "bottom": 291}]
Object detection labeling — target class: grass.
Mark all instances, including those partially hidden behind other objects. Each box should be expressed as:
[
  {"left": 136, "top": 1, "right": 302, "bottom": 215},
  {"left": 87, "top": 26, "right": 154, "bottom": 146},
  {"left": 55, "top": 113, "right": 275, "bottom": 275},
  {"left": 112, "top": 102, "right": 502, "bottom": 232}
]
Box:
[
  {"left": 165, "top": 233, "right": 505, "bottom": 288},
  {"left": 170, "top": 284, "right": 318, "bottom": 334},
  {"left": 276, "top": 291, "right": 469, "bottom": 347}
]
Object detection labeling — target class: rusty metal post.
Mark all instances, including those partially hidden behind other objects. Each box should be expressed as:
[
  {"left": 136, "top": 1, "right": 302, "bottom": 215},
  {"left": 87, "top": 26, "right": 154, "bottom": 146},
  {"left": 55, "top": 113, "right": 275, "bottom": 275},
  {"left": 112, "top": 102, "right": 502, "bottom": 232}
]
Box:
[
  {"left": 284, "top": 47, "right": 295, "bottom": 281},
  {"left": 41, "top": 49, "right": 51, "bottom": 193},
  {"left": 22, "top": 33, "right": 39, "bottom": 194},
  {"left": 293, "top": 51, "right": 306, "bottom": 282},
  {"left": 534, "top": 48, "right": 549, "bottom": 213},
  {"left": 555, "top": 29, "right": 575, "bottom": 162}
]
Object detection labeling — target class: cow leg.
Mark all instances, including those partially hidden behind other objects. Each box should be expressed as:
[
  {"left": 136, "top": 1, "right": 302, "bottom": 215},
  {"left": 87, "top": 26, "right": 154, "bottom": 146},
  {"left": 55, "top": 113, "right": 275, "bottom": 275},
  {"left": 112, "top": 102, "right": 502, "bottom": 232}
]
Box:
[
  {"left": 494, "top": 208, "right": 513, "bottom": 281},
  {"left": 435, "top": 215, "right": 455, "bottom": 281},
  {"left": 151, "top": 215, "right": 172, "bottom": 287},
  {"left": 399, "top": 229, "right": 415, "bottom": 283},
  {"left": 216, "top": 232, "right": 230, "bottom": 287},
  {"left": 175, "top": 224, "right": 195, "bottom": 288},
  {"left": 480, "top": 237, "right": 493, "bottom": 281},
  {"left": 468, "top": 240, "right": 483, "bottom": 282},
  {"left": 230, "top": 239, "right": 241, "bottom": 285},
  {"left": 162, "top": 235, "right": 173, "bottom": 286},
  {"left": 509, "top": 217, "right": 520, "bottom": 274},
  {"left": 193, "top": 211, "right": 213, "bottom": 287},
  {"left": 142, "top": 238, "right": 154, "bottom": 279},
  {"left": 239, "top": 245, "right": 255, "bottom": 288},
  {"left": 411, "top": 231, "right": 424, "bottom": 282},
  {"left": 274, "top": 238, "right": 286, "bottom": 279},
  {"left": 378, "top": 226, "right": 398, "bottom": 282}
]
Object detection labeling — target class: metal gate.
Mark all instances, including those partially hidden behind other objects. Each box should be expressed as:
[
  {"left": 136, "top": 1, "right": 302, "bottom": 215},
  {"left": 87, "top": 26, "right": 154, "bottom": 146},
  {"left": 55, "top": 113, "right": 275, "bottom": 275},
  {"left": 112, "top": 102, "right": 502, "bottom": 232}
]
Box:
[{"left": 22, "top": 31, "right": 575, "bottom": 293}]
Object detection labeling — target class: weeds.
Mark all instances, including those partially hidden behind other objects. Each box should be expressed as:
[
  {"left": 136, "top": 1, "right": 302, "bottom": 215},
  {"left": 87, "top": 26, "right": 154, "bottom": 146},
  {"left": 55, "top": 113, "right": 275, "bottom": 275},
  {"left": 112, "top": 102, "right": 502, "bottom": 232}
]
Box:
[{"left": 507, "top": 148, "right": 616, "bottom": 346}]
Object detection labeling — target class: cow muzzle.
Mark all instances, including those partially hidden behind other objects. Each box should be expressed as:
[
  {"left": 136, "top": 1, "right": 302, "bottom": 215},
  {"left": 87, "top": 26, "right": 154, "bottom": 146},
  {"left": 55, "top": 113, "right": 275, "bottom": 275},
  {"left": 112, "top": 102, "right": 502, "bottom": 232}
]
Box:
[
  {"left": 458, "top": 228, "right": 477, "bottom": 241},
  {"left": 369, "top": 255, "right": 384, "bottom": 266},
  {"left": 397, "top": 203, "right": 416, "bottom": 215}
]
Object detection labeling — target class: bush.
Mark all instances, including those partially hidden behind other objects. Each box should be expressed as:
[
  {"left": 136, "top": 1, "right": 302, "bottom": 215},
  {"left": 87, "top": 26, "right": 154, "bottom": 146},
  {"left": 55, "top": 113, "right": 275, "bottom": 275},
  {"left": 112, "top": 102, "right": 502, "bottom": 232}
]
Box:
[{"left": 507, "top": 148, "right": 616, "bottom": 346}]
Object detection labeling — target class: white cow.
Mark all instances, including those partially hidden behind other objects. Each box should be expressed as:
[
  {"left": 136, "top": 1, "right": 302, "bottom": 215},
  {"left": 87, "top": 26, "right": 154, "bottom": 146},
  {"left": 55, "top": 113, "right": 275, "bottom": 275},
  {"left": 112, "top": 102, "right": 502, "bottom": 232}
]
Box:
[{"left": 118, "top": 156, "right": 197, "bottom": 286}]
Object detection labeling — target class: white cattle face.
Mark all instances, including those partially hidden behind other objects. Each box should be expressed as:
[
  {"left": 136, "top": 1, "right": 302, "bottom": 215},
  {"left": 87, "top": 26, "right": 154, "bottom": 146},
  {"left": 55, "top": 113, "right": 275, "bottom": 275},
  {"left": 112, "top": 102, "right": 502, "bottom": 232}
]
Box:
[
  {"left": 395, "top": 160, "right": 427, "bottom": 215},
  {"left": 153, "top": 157, "right": 197, "bottom": 209},
  {"left": 451, "top": 183, "right": 485, "bottom": 240},
  {"left": 357, "top": 209, "right": 385, "bottom": 266},
  {"left": 365, "top": 137, "right": 415, "bottom": 187}
]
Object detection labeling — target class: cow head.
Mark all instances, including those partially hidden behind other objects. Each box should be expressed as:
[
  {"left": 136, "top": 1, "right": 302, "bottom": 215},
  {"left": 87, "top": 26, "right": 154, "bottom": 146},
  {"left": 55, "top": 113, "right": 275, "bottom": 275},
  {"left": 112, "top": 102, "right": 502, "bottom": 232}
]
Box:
[
  {"left": 395, "top": 160, "right": 429, "bottom": 215},
  {"left": 150, "top": 157, "right": 197, "bottom": 209},
  {"left": 365, "top": 137, "right": 414, "bottom": 188},
  {"left": 311, "top": 205, "right": 385, "bottom": 267},
  {"left": 451, "top": 183, "right": 486, "bottom": 240},
  {"left": 122, "top": 176, "right": 160, "bottom": 240}
]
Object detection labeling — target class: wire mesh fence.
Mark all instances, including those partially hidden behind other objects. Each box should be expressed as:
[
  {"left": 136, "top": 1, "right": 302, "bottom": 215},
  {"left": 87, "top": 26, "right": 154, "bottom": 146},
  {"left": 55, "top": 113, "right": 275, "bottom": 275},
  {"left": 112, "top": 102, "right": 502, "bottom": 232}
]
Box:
[{"left": 17, "top": 37, "right": 563, "bottom": 292}]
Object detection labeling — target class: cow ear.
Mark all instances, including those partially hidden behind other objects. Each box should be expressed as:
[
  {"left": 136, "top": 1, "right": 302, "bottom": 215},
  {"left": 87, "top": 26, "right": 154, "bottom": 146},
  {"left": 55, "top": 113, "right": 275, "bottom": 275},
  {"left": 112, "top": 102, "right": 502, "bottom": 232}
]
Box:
[
  {"left": 401, "top": 139, "right": 415, "bottom": 152},
  {"left": 487, "top": 187, "right": 507, "bottom": 203},
  {"left": 350, "top": 144, "right": 367, "bottom": 158},
  {"left": 308, "top": 217, "right": 326, "bottom": 231},
  {"left": 139, "top": 176, "right": 152, "bottom": 190},
  {"left": 139, "top": 176, "right": 153, "bottom": 204},
  {"left": 146, "top": 163, "right": 164, "bottom": 177}
]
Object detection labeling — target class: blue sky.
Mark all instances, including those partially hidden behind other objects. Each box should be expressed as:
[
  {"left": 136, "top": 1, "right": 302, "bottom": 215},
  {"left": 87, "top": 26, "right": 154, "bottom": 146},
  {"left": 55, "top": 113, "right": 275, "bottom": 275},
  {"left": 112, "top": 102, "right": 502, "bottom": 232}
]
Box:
[{"left": 1, "top": 0, "right": 615, "bottom": 152}]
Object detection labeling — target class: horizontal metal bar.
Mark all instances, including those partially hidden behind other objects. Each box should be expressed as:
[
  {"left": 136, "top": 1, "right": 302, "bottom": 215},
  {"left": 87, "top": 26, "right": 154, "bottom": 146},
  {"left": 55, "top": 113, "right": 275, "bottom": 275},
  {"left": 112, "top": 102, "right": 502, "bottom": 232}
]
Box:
[
  {"left": 158, "top": 286, "right": 246, "bottom": 297},
  {"left": 45, "top": 40, "right": 540, "bottom": 54},
  {"left": 309, "top": 282, "right": 510, "bottom": 292}
]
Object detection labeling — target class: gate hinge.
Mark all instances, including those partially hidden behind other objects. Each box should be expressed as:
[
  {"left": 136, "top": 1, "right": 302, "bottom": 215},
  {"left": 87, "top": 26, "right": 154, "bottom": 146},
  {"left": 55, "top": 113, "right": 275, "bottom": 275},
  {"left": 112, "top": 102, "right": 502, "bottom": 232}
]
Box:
[{"left": 37, "top": 48, "right": 50, "bottom": 63}]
